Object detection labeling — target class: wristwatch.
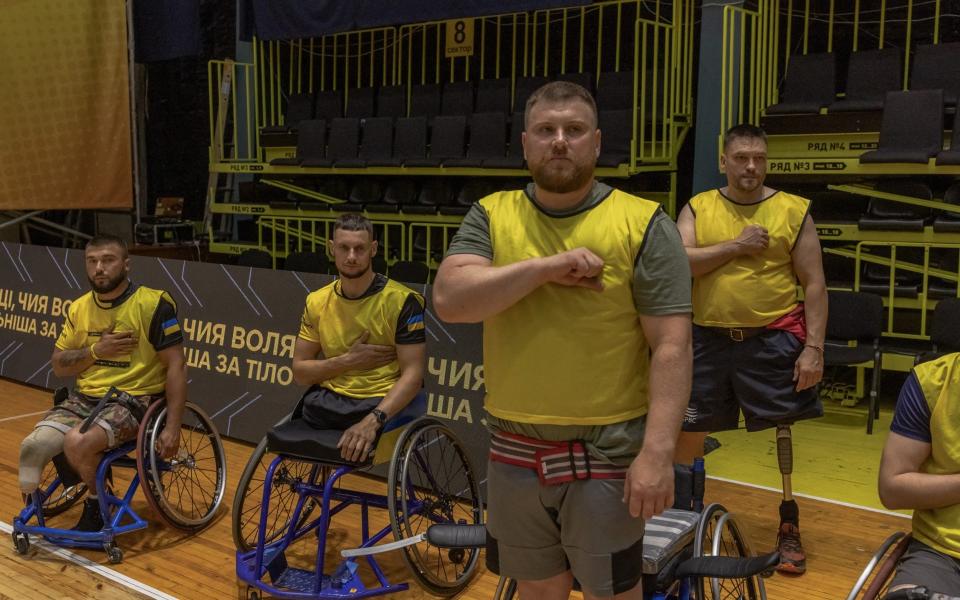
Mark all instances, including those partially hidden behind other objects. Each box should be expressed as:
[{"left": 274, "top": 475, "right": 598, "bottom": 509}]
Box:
[{"left": 370, "top": 408, "right": 388, "bottom": 429}]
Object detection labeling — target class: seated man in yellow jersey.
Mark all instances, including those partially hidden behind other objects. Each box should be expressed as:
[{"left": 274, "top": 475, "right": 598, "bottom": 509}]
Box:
[
  {"left": 878, "top": 352, "right": 960, "bottom": 597},
  {"left": 292, "top": 214, "right": 426, "bottom": 463},
  {"left": 674, "top": 124, "right": 827, "bottom": 574},
  {"left": 433, "top": 81, "right": 693, "bottom": 600},
  {"left": 18, "top": 234, "right": 186, "bottom": 531}
]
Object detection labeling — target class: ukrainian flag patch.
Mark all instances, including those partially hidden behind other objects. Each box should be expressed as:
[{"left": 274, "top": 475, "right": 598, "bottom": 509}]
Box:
[
  {"left": 162, "top": 318, "right": 181, "bottom": 336},
  {"left": 406, "top": 314, "right": 424, "bottom": 332}
]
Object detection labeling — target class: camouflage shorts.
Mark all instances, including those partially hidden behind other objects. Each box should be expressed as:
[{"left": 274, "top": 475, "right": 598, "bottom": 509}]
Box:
[{"left": 35, "top": 391, "right": 162, "bottom": 448}]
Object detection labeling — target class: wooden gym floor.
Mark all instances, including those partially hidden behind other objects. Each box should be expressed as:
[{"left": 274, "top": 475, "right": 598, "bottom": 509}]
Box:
[{"left": 0, "top": 378, "right": 906, "bottom": 599}]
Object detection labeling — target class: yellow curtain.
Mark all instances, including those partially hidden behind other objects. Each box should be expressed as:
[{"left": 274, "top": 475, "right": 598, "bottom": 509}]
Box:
[{"left": 0, "top": 0, "right": 132, "bottom": 210}]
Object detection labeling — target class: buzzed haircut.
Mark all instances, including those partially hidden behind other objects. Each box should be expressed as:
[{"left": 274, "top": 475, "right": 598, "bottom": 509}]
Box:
[
  {"left": 524, "top": 81, "right": 599, "bottom": 128},
  {"left": 723, "top": 123, "right": 768, "bottom": 150},
  {"left": 333, "top": 213, "right": 375, "bottom": 240},
  {"left": 85, "top": 234, "right": 129, "bottom": 258}
]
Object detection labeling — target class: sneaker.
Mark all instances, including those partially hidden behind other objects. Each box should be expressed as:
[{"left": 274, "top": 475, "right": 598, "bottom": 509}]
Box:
[
  {"left": 71, "top": 498, "right": 104, "bottom": 532},
  {"left": 776, "top": 522, "right": 806, "bottom": 574}
]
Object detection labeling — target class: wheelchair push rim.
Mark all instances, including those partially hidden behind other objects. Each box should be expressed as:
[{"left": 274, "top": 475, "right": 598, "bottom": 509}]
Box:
[
  {"left": 136, "top": 400, "right": 227, "bottom": 531},
  {"left": 387, "top": 417, "right": 483, "bottom": 596},
  {"left": 231, "top": 435, "right": 323, "bottom": 552},
  {"left": 694, "top": 503, "right": 766, "bottom": 600}
]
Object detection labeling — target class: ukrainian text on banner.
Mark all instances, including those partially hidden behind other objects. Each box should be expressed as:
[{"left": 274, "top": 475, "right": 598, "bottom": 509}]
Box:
[
  {"left": 0, "top": 0, "right": 132, "bottom": 210},
  {"left": 0, "top": 243, "right": 487, "bottom": 470}
]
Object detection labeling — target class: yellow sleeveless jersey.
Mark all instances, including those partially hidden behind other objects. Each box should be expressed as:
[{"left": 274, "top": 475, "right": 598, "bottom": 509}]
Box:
[
  {"left": 481, "top": 188, "right": 660, "bottom": 425},
  {"left": 691, "top": 189, "right": 810, "bottom": 327},
  {"left": 298, "top": 274, "right": 424, "bottom": 398},
  {"left": 55, "top": 285, "right": 182, "bottom": 397},
  {"left": 912, "top": 353, "right": 960, "bottom": 559}
]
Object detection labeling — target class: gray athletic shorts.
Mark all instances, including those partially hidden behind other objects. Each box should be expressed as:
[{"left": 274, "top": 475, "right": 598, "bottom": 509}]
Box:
[
  {"left": 484, "top": 415, "right": 647, "bottom": 596},
  {"left": 889, "top": 538, "right": 960, "bottom": 596}
]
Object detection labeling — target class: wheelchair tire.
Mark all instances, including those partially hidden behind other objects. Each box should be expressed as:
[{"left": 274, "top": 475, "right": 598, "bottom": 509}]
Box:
[
  {"left": 387, "top": 418, "right": 483, "bottom": 596},
  {"left": 230, "top": 436, "right": 323, "bottom": 552},
  {"left": 493, "top": 576, "right": 518, "bottom": 599},
  {"left": 846, "top": 532, "right": 910, "bottom": 600},
  {"left": 693, "top": 503, "right": 766, "bottom": 600},
  {"left": 37, "top": 463, "right": 86, "bottom": 518},
  {"left": 136, "top": 400, "right": 227, "bottom": 531}
]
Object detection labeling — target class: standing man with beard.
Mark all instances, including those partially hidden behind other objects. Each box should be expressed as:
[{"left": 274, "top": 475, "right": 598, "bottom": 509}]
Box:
[
  {"left": 433, "top": 81, "right": 692, "bottom": 599},
  {"left": 291, "top": 214, "right": 426, "bottom": 462},
  {"left": 674, "top": 124, "right": 827, "bottom": 575},
  {"left": 18, "top": 234, "right": 186, "bottom": 531}
]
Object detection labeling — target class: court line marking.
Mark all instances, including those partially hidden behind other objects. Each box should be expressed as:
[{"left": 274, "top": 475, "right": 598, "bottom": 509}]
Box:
[
  {"left": 708, "top": 475, "right": 911, "bottom": 519},
  {"left": 0, "top": 410, "right": 47, "bottom": 423},
  {"left": 0, "top": 521, "right": 178, "bottom": 600}
]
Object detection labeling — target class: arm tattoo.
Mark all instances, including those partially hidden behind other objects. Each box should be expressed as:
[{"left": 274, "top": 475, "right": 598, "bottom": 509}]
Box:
[{"left": 57, "top": 348, "right": 91, "bottom": 367}]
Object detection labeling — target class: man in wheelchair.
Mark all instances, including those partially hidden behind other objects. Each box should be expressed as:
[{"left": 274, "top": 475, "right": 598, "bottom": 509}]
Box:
[
  {"left": 877, "top": 351, "right": 960, "bottom": 597},
  {"left": 291, "top": 214, "right": 426, "bottom": 463},
  {"left": 17, "top": 234, "right": 186, "bottom": 532}
]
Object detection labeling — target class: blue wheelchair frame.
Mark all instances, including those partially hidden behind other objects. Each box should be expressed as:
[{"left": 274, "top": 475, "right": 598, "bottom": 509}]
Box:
[
  {"left": 13, "top": 442, "right": 146, "bottom": 561},
  {"left": 236, "top": 394, "right": 483, "bottom": 599}
]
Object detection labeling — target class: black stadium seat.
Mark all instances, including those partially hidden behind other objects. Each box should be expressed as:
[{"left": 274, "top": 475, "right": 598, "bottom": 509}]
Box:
[
  {"left": 345, "top": 86, "right": 376, "bottom": 118},
  {"left": 326, "top": 118, "right": 362, "bottom": 167},
  {"left": 857, "top": 181, "right": 933, "bottom": 231},
  {"left": 376, "top": 85, "right": 407, "bottom": 118},
  {"left": 483, "top": 112, "right": 525, "bottom": 169},
  {"left": 476, "top": 78, "right": 511, "bottom": 114},
  {"left": 598, "top": 110, "right": 632, "bottom": 167},
  {"left": 910, "top": 42, "right": 960, "bottom": 106},
  {"left": 391, "top": 117, "right": 429, "bottom": 165},
  {"left": 270, "top": 119, "right": 328, "bottom": 166},
  {"left": 765, "top": 52, "right": 836, "bottom": 115},
  {"left": 382, "top": 179, "right": 418, "bottom": 209},
  {"left": 828, "top": 48, "right": 902, "bottom": 112},
  {"left": 284, "top": 251, "right": 329, "bottom": 274},
  {"left": 597, "top": 71, "right": 635, "bottom": 111},
  {"left": 406, "top": 115, "right": 466, "bottom": 167},
  {"left": 859, "top": 90, "right": 943, "bottom": 164},
  {"left": 314, "top": 90, "right": 343, "bottom": 120},
  {"left": 441, "top": 81, "right": 474, "bottom": 116},
  {"left": 934, "top": 182, "right": 960, "bottom": 233},
  {"left": 410, "top": 83, "right": 442, "bottom": 119},
  {"left": 389, "top": 260, "right": 430, "bottom": 284},
  {"left": 262, "top": 93, "right": 314, "bottom": 134},
  {"left": 558, "top": 71, "right": 595, "bottom": 94},
  {"left": 514, "top": 76, "right": 548, "bottom": 111},
  {"left": 238, "top": 249, "right": 273, "bottom": 268},
  {"left": 357, "top": 117, "right": 396, "bottom": 167},
  {"left": 935, "top": 115, "right": 960, "bottom": 165},
  {"left": 445, "top": 112, "right": 506, "bottom": 168}
]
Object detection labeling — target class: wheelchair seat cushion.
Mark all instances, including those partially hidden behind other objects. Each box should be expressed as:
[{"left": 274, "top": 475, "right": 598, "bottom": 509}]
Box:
[
  {"left": 267, "top": 419, "right": 376, "bottom": 467},
  {"left": 641, "top": 509, "right": 702, "bottom": 575}
]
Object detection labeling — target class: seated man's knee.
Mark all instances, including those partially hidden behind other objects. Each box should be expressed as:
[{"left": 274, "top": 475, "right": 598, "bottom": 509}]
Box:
[
  {"left": 19, "top": 426, "right": 65, "bottom": 493},
  {"left": 63, "top": 426, "right": 107, "bottom": 462}
]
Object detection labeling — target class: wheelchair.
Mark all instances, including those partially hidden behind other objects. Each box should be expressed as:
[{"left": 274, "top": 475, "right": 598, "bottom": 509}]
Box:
[
  {"left": 12, "top": 388, "right": 227, "bottom": 563},
  {"left": 340, "top": 461, "right": 778, "bottom": 600},
  {"left": 233, "top": 393, "right": 484, "bottom": 599},
  {"left": 847, "top": 532, "right": 960, "bottom": 600}
]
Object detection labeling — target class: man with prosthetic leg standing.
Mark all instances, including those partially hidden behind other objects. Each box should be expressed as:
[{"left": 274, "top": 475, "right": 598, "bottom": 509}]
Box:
[{"left": 675, "top": 124, "right": 827, "bottom": 575}]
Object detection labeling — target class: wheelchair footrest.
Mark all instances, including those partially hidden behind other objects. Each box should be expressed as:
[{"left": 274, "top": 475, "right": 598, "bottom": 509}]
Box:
[{"left": 275, "top": 568, "right": 333, "bottom": 593}]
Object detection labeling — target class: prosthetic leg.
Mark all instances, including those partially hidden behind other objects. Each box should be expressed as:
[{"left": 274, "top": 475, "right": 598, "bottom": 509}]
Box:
[{"left": 775, "top": 425, "right": 806, "bottom": 574}]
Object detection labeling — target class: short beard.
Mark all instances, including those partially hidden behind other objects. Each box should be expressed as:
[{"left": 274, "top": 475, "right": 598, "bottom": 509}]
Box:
[
  {"left": 88, "top": 271, "right": 127, "bottom": 295},
  {"left": 530, "top": 160, "right": 594, "bottom": 194}
]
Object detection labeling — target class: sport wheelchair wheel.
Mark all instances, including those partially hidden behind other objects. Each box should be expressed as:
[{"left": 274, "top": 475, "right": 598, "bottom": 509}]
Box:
[
  {"left": 136, "top": 400, "right": 226, "bottom": 531},
  {"left": 694, "top": 503, "right": 767, "bottom": 600},
  {"left": 387, "top": 418, "right": 483, "bottom": 596},
  {"left": 846, "top": 532, "right": 910, "bottom": 600},
  {"left": 231, "top": 436, "right": 323, "bottom": 552},
  {"left": 36, "top": 462, "right": 86, "bottom": 517}
]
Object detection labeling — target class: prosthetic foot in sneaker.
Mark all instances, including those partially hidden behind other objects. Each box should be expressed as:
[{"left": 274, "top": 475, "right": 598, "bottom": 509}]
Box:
[{"left": 776, "top": 522, "right": 806, "bottom": 574}]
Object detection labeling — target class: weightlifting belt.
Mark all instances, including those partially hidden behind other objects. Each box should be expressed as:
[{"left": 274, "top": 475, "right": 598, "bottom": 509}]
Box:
[{"left": 489, "top": 430, "right": 628, "bottom": 485}]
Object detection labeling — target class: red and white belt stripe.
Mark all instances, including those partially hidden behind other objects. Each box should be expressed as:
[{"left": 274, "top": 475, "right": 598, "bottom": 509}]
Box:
[{"left": 489, "top": 430, "right": 628, "bottom": 485}]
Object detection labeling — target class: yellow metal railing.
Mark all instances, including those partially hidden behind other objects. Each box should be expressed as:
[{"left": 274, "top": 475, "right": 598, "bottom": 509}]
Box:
[
  {"left": 257, "top": 216, "right": 408, "bottom": 263},
  {"left": 825, "top": 242, "right": 960, "bottom": 340}
]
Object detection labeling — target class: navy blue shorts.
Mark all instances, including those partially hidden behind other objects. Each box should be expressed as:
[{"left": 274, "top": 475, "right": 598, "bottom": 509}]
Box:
[{"left": 682, "top": 325, "right": 823, "bottom": 433}]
